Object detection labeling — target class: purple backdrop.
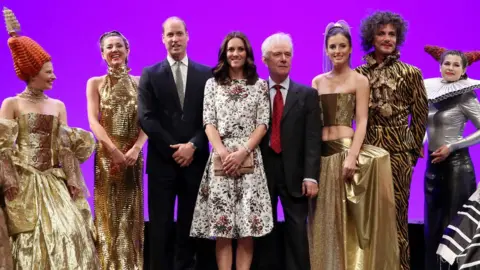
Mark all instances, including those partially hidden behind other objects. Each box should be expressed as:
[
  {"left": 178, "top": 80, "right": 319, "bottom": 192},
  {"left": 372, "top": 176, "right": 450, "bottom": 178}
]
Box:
[{"left": 1, "top": 0, "right": 479, "bottom": 223}]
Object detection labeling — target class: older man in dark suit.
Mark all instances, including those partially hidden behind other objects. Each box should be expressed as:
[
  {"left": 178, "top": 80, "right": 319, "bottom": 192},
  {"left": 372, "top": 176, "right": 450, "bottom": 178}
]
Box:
[{"left": 255, "top": 32, "right": 322, "bottom": 270}]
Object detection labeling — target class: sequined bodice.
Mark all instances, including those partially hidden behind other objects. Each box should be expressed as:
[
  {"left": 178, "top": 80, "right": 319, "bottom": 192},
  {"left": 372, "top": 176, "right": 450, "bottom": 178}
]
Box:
[
  {"left": 320, "top": 93, "right": 356, "bottom": 127},
  {"left": 15, "top": 113, "right": 59, "bottom": 171},
  {"left": 99, "top": 74, "right": 140, "bottom": 149}
]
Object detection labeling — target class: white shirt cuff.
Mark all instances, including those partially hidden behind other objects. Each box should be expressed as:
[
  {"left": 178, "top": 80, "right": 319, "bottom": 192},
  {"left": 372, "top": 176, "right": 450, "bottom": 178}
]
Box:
[{"left": 303, "top": 178, "right": 318, "bottom": 184}]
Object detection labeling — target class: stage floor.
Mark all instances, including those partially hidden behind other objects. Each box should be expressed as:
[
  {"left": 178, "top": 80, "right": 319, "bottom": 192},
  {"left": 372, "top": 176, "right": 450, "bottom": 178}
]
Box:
[{"left": 143, "top": 221, "right": 426, "bottom": 270}]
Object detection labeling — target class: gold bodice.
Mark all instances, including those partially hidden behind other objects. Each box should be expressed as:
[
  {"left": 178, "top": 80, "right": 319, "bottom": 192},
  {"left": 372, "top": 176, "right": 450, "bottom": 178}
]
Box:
[
  {"left": 0, "top": 113, "right": 94, "bottom": 198},
  {"left": 99, "top": 74, "right": 140, "bottom": 149},
  {"left": 15, "top": 113, "right": 59, "bottom": 171},
  {"left": 320, "top": 93, "right": 356, "bottom": 127}
]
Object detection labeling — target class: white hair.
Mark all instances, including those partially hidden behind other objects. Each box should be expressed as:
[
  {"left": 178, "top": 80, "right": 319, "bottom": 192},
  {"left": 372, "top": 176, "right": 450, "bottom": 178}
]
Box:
[{"left": 261, "top": 32, "right": 294, "bottom": 58}]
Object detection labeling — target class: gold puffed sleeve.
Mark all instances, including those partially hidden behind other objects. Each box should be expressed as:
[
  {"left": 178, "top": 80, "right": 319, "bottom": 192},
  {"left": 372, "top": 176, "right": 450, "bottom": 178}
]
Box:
[
  {"left": 0, "top": 118, "right": 19, "bottom": 192},
  {"left": 57, "top": 125, "right": 95, "bottom": 198}
]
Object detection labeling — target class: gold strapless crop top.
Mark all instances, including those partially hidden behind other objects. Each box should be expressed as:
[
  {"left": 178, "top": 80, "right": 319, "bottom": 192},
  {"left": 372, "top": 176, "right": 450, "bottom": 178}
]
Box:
[{"left": 320, "top": 93, "right": 356, "bottom": 127}]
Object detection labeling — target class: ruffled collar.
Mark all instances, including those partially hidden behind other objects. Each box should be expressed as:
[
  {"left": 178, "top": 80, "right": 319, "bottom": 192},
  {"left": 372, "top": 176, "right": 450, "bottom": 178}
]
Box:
[
  {"left": 363, "top": 51, "right": 402, "bottom": 117},
  {"left": 425, "top": 77, "right": 480, "bottom": 103},
  {"left": 364, "top": 51, "right": 400, "bottom": 68},
  {"left": 107, "top": 65, "right": 131, "bottom": 79}
]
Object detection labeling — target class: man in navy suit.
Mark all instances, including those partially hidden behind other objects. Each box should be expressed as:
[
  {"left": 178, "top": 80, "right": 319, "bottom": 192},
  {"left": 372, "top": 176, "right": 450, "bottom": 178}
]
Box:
[
  {"left": 255, "top": 32, "right": 322, "bottom": 270},
  {"left": 138, "top": 16, "right": 215, "bottom": 270}
]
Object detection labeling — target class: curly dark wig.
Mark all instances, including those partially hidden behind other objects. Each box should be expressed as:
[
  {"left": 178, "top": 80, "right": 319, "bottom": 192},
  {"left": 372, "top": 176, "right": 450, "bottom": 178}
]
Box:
[
  {"left": 359, "top": 11, "right": 408, "bottom": 52},
  {"left": 213, "top": 31, "right": 259, "bottom": 85}
]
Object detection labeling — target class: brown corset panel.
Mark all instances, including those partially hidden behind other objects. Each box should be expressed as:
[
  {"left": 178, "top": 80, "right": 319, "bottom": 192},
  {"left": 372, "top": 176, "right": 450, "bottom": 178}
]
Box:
[{"left": 320, "top": 93, "right": 356, "bottom": 127}]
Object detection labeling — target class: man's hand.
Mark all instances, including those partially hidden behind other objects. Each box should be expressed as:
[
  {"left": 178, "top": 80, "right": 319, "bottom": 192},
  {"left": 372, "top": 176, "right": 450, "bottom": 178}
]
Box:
[
  {"left": 419, "top": 146, "right": 425, "bottom": 158},
  {"left": 302, "top": 181, "right": 318, "bottom": 198},
  {"left": 171, "top": 143, "right": 195, "bottom": 167}
]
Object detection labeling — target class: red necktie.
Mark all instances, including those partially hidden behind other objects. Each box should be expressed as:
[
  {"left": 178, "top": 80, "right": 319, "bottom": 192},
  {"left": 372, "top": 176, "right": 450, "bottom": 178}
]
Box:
[{"left": 270, "top": 84, "right": 283, "bottom": 153}]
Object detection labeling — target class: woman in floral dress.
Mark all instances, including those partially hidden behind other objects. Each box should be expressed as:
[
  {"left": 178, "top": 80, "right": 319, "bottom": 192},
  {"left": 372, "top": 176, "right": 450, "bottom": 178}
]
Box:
[{"left": 189, "top": 31, "right": 273, "bottom": 270}]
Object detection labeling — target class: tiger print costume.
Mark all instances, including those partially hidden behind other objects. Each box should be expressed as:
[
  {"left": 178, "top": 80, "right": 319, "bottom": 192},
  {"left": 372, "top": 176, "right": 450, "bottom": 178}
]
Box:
[{"left": 355, "top": 52, "right": 428, "bottom": 270}]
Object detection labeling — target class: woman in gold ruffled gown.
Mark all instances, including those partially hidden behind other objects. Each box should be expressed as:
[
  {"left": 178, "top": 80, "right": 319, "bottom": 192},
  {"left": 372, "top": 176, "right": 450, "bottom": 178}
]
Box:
[
  {"left": 86, "top": 31, "right": 147, "bottom": 270},
  {"left": 0, "top": 7, "right": 99, "bottom": 269},
  {"left": 308, "top": 20, "right": 399, "bottom": 270}
]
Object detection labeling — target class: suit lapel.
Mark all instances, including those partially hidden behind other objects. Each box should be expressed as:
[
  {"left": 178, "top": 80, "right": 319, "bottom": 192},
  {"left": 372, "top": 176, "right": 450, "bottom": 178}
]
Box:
[
  {"left": 282, "top": 81, "right": 299, "bottom": 121},
  {"left": 162, "top": 59, "right": 182, "bottom": 112}
]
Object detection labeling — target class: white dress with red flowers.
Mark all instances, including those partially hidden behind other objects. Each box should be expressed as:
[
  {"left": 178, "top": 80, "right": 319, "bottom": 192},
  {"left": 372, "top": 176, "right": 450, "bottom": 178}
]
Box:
[{"left": 189, "top": 78, "right": 274, "bottom": 239}]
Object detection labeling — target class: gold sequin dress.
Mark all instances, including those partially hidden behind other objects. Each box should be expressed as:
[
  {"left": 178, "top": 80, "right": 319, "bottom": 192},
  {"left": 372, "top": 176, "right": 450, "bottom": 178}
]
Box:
[
  {"left": 0, "top": 113, "right": 99, "bottom": 269},
  {"left": 94, "top": 66, "right": 144, "bottom": 270}
]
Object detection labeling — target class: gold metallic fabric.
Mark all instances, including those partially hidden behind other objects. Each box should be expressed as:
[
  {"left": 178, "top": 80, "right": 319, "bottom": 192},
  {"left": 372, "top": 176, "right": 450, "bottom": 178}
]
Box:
[
  {"left": 320, "top": 93, "right": 356, "bottom": 128},
  {"left": 308, "top": 138, "right": 399, "bottom": 270},
  {"left": 0, "top": 206, "right": 13, "bottom": 270},
  {"left": 95, "top": 68, "right": 144, "bottom": 270},
  {"left": 0, "top": 114, "right": 99, "bottom": 269}
]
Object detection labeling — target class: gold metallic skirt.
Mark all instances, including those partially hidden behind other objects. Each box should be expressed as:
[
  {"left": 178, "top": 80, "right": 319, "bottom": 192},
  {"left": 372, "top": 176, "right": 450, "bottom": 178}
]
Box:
[
  {"left": 0, "top": 205, "right": 13, "bottom": 270},
  {"left": 5, "top": 165, "right": 99, "bottom": 269},
  {"left": 308, "top": 138, "right": 399, "bottom": 270}
]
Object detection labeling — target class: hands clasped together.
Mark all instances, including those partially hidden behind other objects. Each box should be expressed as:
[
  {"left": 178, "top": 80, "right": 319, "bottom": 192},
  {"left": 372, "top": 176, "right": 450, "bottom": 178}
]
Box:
[{"left": 217, "top": 147, "right": 250, "bottom": 178}]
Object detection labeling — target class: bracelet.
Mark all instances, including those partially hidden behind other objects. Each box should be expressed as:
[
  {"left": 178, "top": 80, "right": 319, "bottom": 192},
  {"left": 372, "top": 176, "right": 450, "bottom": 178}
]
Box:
[
  {"left": 110, "top": 147, "right": 118, "bottom": 154},
  {"left": 133, "top": 145, "right": 142, "bottom": 151}
]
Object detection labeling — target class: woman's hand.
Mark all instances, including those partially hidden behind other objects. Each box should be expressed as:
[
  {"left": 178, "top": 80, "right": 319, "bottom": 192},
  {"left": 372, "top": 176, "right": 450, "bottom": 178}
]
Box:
[
  {"left": 217, "top": 148, "right": 230, "bottom": 163},
  {"left": 110, "top": 148, "right": 126, "bottom": 165},
  {"left": 223, "top": 148, "right": 249, "bottom": 177},
  {"left": 431, "top": 145, "right": 451, "bottom": 164},
  {"left": 125, "top": 146, "right": 141, "bottom": 166},
  {"left": 68, "top": 185, "right": 81, "bottom": 201},
  {"left": 343, "top": 153, "right": 358, "bottom": 180},
  {"left": 4, "top": 187, "right": 18, "bottom": 201}
]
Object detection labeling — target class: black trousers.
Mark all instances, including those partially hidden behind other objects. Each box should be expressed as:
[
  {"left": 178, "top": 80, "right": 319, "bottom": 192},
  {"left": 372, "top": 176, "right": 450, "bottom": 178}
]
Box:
[
  {"left": 424, "top": 148, "right": 476, "bottom": 270},
  {"left": 148, "top": 163, "right": 217, "bottom": 270},
  {"left": 254, "top": 149, "right": 310, "bottom": 270}
]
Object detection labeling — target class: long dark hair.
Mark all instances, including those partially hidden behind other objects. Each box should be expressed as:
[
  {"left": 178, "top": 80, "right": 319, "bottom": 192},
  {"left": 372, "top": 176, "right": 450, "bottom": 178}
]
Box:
[{"left": 213, "top": 31, "right": 258, "bottom": 85}]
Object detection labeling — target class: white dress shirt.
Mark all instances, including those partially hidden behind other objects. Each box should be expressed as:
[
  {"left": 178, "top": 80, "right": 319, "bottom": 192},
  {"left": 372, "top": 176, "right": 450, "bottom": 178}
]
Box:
[
  {"left": 268, "top": 77, "right": 318, "bottom": 185},
  {"left": 167, "top": 54, "right": 188, "bottom": 92}
]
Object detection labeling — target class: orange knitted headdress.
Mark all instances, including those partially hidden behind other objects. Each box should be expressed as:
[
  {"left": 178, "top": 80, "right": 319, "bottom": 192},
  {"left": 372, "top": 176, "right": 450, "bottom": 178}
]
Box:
[
  {"left": 425, "top": 45, "right": 480, "bottom": 66},
  {"left": 3, "top": 7, "right": 51, "bottom": 81}
]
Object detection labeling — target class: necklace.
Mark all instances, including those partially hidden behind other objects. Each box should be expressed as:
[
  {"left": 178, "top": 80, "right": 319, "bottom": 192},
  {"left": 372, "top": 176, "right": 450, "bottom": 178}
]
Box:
[{"left": 17, "top": 87, "right": 48, "bottom": 103}]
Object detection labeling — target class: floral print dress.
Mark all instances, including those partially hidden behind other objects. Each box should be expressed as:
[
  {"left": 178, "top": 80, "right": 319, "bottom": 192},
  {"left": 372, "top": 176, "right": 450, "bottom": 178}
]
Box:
[{"left": 190, "top": 78, "right": 274, "bottom": 239}]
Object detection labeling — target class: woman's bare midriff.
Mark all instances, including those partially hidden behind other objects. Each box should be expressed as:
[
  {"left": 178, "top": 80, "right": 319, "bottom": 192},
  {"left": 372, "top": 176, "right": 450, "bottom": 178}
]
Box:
[{"left": 322, "top": 125, "right": 354, "bottom": 141}]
